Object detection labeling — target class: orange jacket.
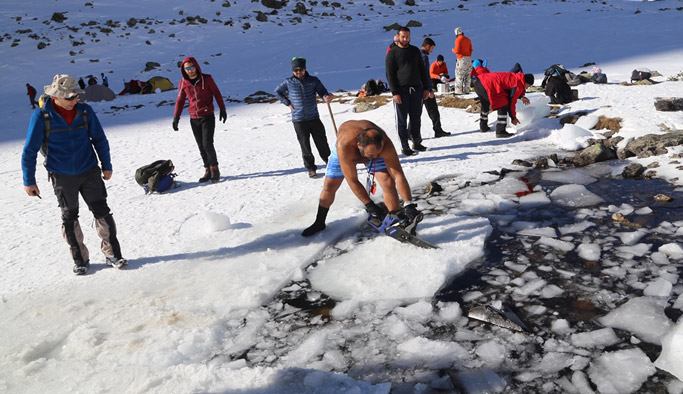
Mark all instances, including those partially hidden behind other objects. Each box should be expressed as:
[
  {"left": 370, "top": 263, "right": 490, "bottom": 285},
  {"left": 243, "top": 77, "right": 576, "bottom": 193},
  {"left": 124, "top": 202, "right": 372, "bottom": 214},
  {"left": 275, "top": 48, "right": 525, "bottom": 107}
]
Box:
[
  {"left": 430, "top": 61, "right": 449, "bottom": 80},
  {"left": 452, "top": 35, "right": 472, "bottom": 59}
]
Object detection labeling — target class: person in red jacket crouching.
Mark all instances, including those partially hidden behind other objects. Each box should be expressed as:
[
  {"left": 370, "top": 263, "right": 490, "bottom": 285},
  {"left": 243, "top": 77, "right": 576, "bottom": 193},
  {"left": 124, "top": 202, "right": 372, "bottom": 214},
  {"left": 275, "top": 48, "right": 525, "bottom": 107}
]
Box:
[
  {"left": 474, "top": 72, "right": 533, "bottom": 138},
  {"left": 173, "top": 56, "right": 227, "bottom": 183}
]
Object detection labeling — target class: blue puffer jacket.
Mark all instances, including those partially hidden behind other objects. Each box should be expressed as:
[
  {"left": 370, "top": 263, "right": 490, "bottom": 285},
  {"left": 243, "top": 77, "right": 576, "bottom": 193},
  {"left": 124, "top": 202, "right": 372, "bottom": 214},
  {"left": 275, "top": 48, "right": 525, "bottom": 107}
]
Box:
[
  {"left": 21, "top": 98, "right": 111, "bottom": 186},
  {"left": 274, "top": 73, "right": 329, "bottom": 122}
]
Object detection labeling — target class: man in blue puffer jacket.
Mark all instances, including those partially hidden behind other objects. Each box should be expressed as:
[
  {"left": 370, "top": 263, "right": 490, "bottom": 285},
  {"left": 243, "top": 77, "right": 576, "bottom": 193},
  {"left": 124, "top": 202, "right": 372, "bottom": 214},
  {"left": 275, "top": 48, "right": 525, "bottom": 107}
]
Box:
[
  {"left": 274, "top": 57, "right": 332, "bottom": 178},
  {"left": 21, "top": 74, "right": 127, "bottom": 276}
]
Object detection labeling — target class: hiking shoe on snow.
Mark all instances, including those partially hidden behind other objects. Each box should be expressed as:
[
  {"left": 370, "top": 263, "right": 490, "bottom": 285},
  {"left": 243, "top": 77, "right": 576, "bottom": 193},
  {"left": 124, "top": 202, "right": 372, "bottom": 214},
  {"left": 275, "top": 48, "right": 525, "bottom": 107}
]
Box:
[
  {"left": 210, "top": 165, "right": 220, "bottom": 183},
  {"left": 198, "top": 168, "right": 211, "bottom": 183},
  {"left": 496, "top": 131, "right": 513, "bottom": 138},
  {"left": 435, "top": 130, "right": 451, "bottom": 138},
  {"left": 106, "top": 257, "right": 128, "bottom": 269},
  {"left": 402, "top": 148, "right": 416, "bottom": 156},
  {"left": 412, "top": 143, "right": 428, "bottom": 152},
  {"left": 73, "top": 260, "right": 90, "bottom": 275},
  {"left": 308, "top": 170, "right": 317, "bottom": 178},
  {"left": 480, "top": 126, "right": 491, "bottom": 133}
]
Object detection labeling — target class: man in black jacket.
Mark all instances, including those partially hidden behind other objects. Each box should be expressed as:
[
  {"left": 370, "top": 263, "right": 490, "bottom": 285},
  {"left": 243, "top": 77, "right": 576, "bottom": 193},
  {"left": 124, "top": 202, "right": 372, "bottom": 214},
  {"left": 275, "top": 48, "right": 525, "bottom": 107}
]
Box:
[
  {"left": 420, "top": 38, "right": 450, "bottom": 138},
  {"left": 385, "top": 27, "right": 432, "bottom": 156}
]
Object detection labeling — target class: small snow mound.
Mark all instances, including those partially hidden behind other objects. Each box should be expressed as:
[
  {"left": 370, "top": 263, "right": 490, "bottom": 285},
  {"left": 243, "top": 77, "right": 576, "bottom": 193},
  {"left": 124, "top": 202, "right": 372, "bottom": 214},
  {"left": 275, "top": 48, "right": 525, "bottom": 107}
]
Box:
[{"left": 204, "top": 211, "right": 232, "bottom": 232}]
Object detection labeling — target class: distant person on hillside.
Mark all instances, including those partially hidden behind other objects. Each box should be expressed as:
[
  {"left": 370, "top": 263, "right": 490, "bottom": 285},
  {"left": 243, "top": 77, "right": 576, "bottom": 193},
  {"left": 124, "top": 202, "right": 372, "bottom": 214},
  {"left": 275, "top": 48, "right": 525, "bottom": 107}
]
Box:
[
  {"left": 301, "top": 119, "right": 423, "bottom": 237},
  {"left": 101, "top": 73, "right": 109, "bottom": 87},
  {"left": 452, "top": 27, "right": 473, "bottom": 95},
  {"left": 26, "top": 83, "right": 38, "bottom": 109},
  {"left": 21, "top": 74, "right": 127, "bottom": 275},
  {"left": 474, "top": 72, "right": 533, "bottom": 138},
  {"left": 78, "top": 77, "right": 86, "bottom": 89},
  {"left": 274, "top": 57, "right": 332, "bottom": 179},
  {"left": 430, "top": 55, "right": 450, "bottom": 89},
  {"left": 173, "top": 56, "right": 227, "bottom": 183},
  {"left": 420, "top": 38, "right": 450, "bottom": 138},
  {"left": 385, "top": 26, "right": 431, "bottom": 156},
  {"left": 87, "top": 75, "right": 97, "bottom": 86}
]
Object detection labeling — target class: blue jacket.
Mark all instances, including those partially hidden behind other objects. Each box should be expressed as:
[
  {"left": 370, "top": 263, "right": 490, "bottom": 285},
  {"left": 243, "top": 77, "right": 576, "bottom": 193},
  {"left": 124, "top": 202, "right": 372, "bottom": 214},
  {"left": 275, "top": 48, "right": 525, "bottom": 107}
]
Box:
[
  {"left": 21, "top": 99, "right": 112, "bottom": 186},
  {"left": 274, "top": 73, "right": 329, "bottom": 122}
]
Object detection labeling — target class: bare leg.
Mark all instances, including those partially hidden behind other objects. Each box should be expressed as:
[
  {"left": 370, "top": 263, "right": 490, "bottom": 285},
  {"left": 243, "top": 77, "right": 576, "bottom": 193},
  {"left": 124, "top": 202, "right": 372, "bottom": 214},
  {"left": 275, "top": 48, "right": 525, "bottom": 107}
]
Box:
[
  {"left": 302, "top": 177, "right": 344, "bottom": 236},
  {"left": 375, "top": 172, "right": 400, "bottom": 212}
]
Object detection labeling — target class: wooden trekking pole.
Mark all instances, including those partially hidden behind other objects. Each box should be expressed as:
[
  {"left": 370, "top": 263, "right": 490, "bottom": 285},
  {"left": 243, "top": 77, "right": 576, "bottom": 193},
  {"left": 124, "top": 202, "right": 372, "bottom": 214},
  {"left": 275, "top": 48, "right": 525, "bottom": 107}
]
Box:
[{"left": 326, "top": 101, "right": 338, "bottom": 134}]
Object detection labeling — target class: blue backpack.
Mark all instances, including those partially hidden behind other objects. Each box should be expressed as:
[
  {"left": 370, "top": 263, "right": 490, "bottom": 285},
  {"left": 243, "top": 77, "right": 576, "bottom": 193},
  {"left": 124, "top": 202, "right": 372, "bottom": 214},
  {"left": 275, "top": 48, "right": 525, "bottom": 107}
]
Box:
[{"left": 135, "top": 159, "right": 177, "bottom": 194}]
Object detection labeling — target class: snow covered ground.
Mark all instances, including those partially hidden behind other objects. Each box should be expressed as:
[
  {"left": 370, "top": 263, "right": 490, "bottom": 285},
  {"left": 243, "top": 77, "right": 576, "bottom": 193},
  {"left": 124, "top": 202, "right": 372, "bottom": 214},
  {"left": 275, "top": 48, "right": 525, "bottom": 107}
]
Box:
[{"left": 1, "top": 0, "right": 683, "bottom": 393}]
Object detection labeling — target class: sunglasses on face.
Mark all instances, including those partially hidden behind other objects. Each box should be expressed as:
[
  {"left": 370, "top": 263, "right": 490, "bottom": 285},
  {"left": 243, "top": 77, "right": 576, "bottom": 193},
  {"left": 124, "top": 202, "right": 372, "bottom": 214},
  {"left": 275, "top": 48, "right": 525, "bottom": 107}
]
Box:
[
  {"left": 184, "top": 66, "right": 196, "bottom": 71},
  {"left": 64, "top": 95, "right": 79, "bottom": 101},
  {"left": 293, "top": 68, "right": 305, "bottom": 72}
]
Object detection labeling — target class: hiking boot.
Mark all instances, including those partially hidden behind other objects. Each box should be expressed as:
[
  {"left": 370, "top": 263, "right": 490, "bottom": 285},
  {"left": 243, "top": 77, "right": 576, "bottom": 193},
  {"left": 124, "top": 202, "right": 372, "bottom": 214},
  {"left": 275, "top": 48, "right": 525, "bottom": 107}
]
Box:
[
  {"left": 435, "top": 130, "right": 451, "bottom": 138},
  {"left": 73, "top": 260, "right": 90, "bottom": 275},
  {"left": 480, "top": 126, "right": 491, "bottom": 133},
  {"left": 496, "top": 130, "right": 513, "bottom": 138},
  {"left": 412, "top": 142, "right": 427, "bottom": 152},
  {"left": 198, "top": 167, "right": 211, "bottom": 183},
  {"left": 106, "top": 257, "right": 128, "bottom": 269},
  {"left": 401, "top": 148, "right": 416, "bottom": 156},
  {"left": 308, "top": 170, "right": 317, "bottom": 178},
  {"left": 210, "top": 165, "right": 220, "bottom": 183}
]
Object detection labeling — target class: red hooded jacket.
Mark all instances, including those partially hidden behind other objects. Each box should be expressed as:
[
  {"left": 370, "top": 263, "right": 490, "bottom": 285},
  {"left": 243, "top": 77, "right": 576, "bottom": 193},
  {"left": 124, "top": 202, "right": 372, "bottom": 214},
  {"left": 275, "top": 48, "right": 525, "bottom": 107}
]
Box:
[
  {"left": 477, "top": 72, "right": 527, "bottom": 121},
  {"left": 173, "top": 57, "right": 226, "bottom": 119}
]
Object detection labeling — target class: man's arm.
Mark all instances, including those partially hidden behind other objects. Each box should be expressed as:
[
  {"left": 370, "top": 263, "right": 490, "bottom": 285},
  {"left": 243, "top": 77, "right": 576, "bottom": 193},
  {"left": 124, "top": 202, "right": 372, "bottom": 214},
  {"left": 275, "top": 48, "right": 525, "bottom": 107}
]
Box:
[
  {"left": 337, "top": 142, "right": 372, "bottom": 205},
  {"left": 173, "top": 80, "right": 187, "bottom": 118},
  {"left": 82, "top": 105, "right": 112, "bottom": 172},
  {"left": 380, "top": 139, "right": 412, "bottom": 203},
  {"left": 273, "top": 79, "right": 291, "bottom": 107},
  {"left": 21, "top": 110, "right": 46, "bottom": 188}
]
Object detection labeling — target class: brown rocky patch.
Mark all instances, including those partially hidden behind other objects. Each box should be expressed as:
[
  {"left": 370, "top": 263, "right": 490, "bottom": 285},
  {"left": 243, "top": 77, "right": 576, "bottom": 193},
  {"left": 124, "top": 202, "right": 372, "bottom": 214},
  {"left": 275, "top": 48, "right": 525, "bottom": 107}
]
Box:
[
  {"left": 594, "top": 115, "right": 622, "bottom": 133},
  {"left": 353, "top": 95, "right": 391, "bottom": 107},
  {"left": 439, "top": 96, "right": 479, "bottom": 112}
]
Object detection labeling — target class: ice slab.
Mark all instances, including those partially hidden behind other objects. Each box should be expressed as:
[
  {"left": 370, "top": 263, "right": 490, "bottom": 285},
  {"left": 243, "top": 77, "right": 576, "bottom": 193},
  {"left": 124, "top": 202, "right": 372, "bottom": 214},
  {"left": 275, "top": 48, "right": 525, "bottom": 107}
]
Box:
[
  {"left": 655, "top": 319, "right": 683, "bottom": 382},
  {"left": 550, "top": 184, "right": 605, "bottom": 208},
  {"left": 588, "top": 348, "right": 656, "bottom": 394},
  {"left": 598, "top": 297, "right": 673, "bottom": 345},
  {"left": 542, "top": 168, "right": 597, "bottom": 185}
]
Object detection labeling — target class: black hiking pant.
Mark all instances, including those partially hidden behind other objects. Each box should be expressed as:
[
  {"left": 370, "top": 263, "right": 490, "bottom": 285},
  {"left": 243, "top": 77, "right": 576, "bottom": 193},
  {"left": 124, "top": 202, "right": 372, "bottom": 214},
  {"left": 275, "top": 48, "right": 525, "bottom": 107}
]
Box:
[
  {"left": 292, "top": 118, "right": 330, "bottom": 171},
  {"left": 393, "top": 86, "right": 423, "bottom": 150},
  {"left": 423, "top": 96, "right": 443, "bottom": 135},
  {"left": 190, "top": 115, "right": 218, "bottom": 168},
  {"left": 50, "top": 166, "right": 122, "bottom": 263},
  {"left": 474, "top": 79, "right": 509, "bottom": 133}
]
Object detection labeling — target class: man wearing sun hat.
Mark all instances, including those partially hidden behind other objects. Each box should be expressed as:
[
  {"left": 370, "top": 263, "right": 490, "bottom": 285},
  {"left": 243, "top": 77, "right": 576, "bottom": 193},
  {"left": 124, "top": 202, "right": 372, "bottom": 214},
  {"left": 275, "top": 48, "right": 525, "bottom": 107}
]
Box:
[{"left": 21, "top": 74, "right": 127, "bottom": 275}]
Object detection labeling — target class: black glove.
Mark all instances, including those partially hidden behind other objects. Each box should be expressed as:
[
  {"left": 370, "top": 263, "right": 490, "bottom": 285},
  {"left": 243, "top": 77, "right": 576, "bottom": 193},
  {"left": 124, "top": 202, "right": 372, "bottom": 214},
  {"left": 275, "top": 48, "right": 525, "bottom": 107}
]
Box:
[
  {"left": 365, "top": 201, "right": 383, "bottom": 219},
  {"left": 219, "top": 110, "right": 227, "bottom": 123},
  {"left": 172, "top": 116, "right": 179, "bottom": 131},
  {"left": 404, "top": 203, "right": 421, "bottom": 221}
]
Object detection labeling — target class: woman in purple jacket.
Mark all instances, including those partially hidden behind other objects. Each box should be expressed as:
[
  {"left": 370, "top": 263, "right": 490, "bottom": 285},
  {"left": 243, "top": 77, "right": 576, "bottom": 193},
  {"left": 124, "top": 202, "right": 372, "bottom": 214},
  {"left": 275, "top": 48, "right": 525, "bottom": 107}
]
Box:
[{"left": 173, "top": 56, "right": 227, "bottom": 183}]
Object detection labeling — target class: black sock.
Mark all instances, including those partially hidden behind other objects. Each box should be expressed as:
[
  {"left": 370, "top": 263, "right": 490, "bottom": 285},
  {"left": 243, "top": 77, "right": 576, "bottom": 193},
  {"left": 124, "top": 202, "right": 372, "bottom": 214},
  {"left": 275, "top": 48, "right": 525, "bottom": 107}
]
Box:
[{"left": 301, "top": 205, "right": 329, "bottom": 237}]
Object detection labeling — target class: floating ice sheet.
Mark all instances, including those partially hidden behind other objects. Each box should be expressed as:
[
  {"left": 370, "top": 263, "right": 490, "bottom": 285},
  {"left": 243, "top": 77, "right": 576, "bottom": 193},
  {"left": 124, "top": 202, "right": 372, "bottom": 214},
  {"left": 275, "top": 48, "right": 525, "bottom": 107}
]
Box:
[
  {"left": 550, "top": 184, "right": 605, "bottom": 208},
  {"left": 542, "top": 168, "right": 597, "bottom": 185}
]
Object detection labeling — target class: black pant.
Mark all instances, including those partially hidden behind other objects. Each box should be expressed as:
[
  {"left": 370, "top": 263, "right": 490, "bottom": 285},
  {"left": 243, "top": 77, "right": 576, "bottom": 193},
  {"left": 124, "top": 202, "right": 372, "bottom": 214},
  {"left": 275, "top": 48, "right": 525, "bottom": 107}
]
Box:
[
  {"left": 474, "top": 79, "right": 509, "bottom": 133},
  {"left": 292, "top": 118, "right": 330, "bottom": 171},
  {"left": 51, "top": 166, "right": 121, "bottom": 261},
  {"left": 423, "top": 96, "right": 442, "bottom": 134},
  {"left": 190, "top": 115, "right": 218, "bottom": 167},
  {"left": 394, "top": 86, "right": 423, "bottom": 150}
]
